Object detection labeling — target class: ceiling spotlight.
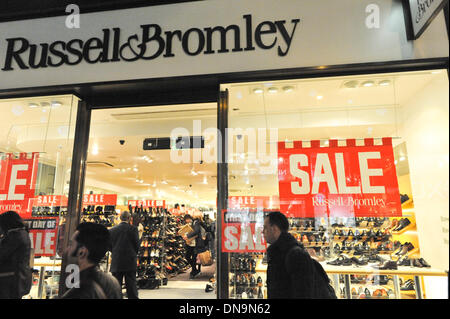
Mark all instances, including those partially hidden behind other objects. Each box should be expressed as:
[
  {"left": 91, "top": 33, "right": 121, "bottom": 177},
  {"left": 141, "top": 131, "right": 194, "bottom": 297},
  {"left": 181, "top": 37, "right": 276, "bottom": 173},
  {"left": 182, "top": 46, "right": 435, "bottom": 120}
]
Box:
[
  {"left": 253, "top": 88, "right": 263, "bottom": 94},
  {"left": 28, "top": 103, "right": 39, "bottom": 108},
  {"left": 399, "top": 156, "right": 406, "bottom": 161},
  {"left": 431, "top": 70, "right": 442, "bottom": 74},
  {"left": 267, "top": 87, "right": 278, "bottom": 93},
  {"left": 378, "top": 80, "right": 391, "bottom": 86},
  {"left": 362, "top": 80, "right": 375, "bottom": 87},
  {"left": 133, "top": 167, "right": 138, "bottom": 172},
  {"left": 161, "top": 180, "right": 168, "bottom": 184},
  {"left": 316, "top": 95, "right": 323, "bottom": 100},
  {"left": 282, "top": 86, "right": 294, "bottom": 92},
  {"left": 51, "top": 101, "right": 62, "bottom": 108},
  {"left": 343, "top": 80, "right": 359, "bottom": 88}
]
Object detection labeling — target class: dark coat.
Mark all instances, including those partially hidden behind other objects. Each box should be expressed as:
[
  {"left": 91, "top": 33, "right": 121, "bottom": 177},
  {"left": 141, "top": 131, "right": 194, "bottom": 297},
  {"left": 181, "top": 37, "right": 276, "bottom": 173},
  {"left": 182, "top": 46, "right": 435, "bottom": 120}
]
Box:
[
  {"left": 267, "top": 231, "right": 322, "bottom": 299},
  {"left": 186, "top": 219, "right": 206, "bottom": 254},
  {"left": 109, "top": 222, "right": 139, "bottom": 272},
  {"left": 0, "top": 227, "right": 31, "bottom": 298},
  {"left": 60, "top": 265, "right": 122, "bottom": 299}
]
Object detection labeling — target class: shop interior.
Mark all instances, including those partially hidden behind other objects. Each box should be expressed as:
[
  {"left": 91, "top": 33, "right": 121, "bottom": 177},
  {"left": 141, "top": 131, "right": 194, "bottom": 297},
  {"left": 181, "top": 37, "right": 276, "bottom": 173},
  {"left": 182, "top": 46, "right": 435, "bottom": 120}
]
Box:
[{"left": 1, "top": 69, "right": 448, "bottom": 299}]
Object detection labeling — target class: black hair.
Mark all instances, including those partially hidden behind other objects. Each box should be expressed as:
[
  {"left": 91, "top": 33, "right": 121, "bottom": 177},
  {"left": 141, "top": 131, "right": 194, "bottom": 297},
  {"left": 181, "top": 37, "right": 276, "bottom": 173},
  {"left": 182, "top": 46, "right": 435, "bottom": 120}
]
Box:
[
  {"left": 0, "top": 211, "right": 27, "bottom": 233},
  {"left": 75, "top": 222, "right": 110, "bottom": 264},
  {"left": 184, "top": 214, "right": 193, "bottom": 222},
  {"left": 265, "top": 211, "right": 289, "bottom": 232}
]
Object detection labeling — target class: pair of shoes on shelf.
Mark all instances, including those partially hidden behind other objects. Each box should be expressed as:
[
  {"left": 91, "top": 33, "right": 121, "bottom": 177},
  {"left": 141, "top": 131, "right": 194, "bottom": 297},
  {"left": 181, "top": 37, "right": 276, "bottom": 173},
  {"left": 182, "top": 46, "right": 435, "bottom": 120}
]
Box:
[
  {"left": 393, "top": 218, "right": 411, "bottom": 232},
  {"left": 399, "top": 257, "right": 431, "bottom": 268},
  {"left": 372, "top": 260, "right": 397, "bottom": 270},
  {"left": 394, "top": 242, "right": 415, "bottom": 255},
  {"left": 400, "top": 279, "right": 415, "bottom": 291},
  {"left": 326, "top": 255, "right": 353, "bottom": 266}
]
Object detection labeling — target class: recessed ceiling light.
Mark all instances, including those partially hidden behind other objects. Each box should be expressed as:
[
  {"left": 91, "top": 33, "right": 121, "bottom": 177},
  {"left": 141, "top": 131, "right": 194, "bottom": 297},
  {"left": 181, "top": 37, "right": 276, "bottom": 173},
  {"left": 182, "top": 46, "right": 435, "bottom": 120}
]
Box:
[
  {"left": 161, "top": 180, "right": 168, "bottom": 184},
  {"left": 133, "top": 167, "right": 138, "bottom": 172},
  {"left": 282, "top": 86, "right": 294, "bottom": 92},
  {"left": 431, "top": 70, "right": 441, "bottom": 74},
  {"left": 316, "top": 95, "right": 323, "bottom": 100},
  {"left": 378, "top": 80, "right": 391, "bottom": 86},
  {"left": 362, "top": 80, "right": 375, "bottom": 87},
  {"left": 399, "top": 156, "right": 406, "bottom": 161},
  {"left": 267, "top": 87, "right": 278, "bottom": 93},
  {"left": 343, "top": 80, "right": 359, "bottom": 88},
  {"left": 51, "top": 101, "right": 62, "bottom": 108},
  {"left": 28, "top": 103, "right": 39, "bottom": 108},
  {"left": 253, "top": 88, "right": 263, "bottom": 94}
]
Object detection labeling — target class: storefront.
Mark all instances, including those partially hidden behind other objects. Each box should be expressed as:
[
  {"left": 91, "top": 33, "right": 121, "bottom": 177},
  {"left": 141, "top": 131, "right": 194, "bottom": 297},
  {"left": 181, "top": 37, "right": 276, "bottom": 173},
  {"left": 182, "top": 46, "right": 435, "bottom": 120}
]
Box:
[{"left": 0, "top": 0, "right": 448, "bottom": 299}]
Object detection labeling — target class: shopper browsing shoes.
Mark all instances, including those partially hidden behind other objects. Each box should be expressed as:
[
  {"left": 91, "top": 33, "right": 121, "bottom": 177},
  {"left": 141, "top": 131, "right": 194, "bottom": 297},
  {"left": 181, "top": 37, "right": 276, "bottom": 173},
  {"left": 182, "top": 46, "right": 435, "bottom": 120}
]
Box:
[
  {"left": 182, "top": 214, "right": 206, "bottom": 279},
  {"left": 109, "top": 211, "right": 140, "bottom": 299},
  {"left": 263, "top": 212, "right": 337, "bottom": 299},
  {"left": 61, "top": 222, "right": 122, "bottom": 299}
]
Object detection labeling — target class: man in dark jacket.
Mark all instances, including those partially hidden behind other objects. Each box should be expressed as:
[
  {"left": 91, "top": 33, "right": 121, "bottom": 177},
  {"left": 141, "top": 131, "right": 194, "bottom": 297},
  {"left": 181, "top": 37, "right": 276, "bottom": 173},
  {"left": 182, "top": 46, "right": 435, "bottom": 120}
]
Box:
[
  {"left": 0, "top": 211, "right": 32, "bottom": 299},
  {"left": 61, "top": 222, "right": 122, "bottom": 299},
  {"left": 263, "top": 211, "right": 334, "bottom": 299},
  {"left": 109, "top": 211, "right": 140, "bottom": 299}
]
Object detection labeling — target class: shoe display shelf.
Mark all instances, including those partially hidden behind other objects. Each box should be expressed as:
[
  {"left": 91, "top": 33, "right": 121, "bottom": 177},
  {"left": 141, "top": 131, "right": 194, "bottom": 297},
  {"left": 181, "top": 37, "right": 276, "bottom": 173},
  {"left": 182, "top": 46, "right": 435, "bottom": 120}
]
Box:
[
  {"left": 228, "top": 252, "right": 267, "bottom": 299},
  {"left": 322, "top": 262, "right": 446, "bottom": 299},
  {"left": 32, "top": 205, "right": 68, "bottom": 217},
  {"left": 164, "top": 213, "right": 189, "bottom": 277},
  {"left": 81, "top": 204, "right": 117, "bottom": 227},
  {"left": 289, "top": 217, "right": 329, "bottom": 249}
]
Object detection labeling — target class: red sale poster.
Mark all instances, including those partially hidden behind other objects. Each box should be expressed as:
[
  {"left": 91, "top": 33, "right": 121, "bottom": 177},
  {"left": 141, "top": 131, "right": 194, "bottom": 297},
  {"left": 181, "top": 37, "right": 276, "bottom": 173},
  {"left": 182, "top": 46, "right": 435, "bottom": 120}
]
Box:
[
  {"left": 23, "top": 218, "right": 59, "bottom": 257},
  {"left": 83, "top": 194, "right": 117, "bottom": 206},
  {"left": 221, "top": 209, "right": 267, "bottom": 253},
  {"left": 0, "top": 153, "right": 39, "bottom": 218},
  {"left": 277, "top": 138, "right": 402, "bottom": 218}
]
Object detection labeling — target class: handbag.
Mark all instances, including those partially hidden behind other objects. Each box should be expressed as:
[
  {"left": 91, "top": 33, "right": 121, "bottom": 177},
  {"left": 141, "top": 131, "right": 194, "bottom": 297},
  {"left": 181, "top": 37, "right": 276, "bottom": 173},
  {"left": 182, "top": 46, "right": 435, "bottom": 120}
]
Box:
[{"left": 197, "top": 250, "right": 213, "bottom": 266}]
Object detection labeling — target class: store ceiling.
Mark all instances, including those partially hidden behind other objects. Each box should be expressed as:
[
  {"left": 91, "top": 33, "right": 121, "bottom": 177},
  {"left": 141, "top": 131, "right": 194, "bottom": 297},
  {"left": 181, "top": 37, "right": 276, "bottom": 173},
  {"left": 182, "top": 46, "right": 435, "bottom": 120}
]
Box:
[{"left": 0, "top": 70, "right": 444, "bottom": 208}]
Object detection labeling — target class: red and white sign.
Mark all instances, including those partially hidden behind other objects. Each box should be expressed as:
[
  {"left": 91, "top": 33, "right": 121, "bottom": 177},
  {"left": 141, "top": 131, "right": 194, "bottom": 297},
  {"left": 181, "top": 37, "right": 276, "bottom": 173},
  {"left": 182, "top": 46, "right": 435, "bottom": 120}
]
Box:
[
  {"left": 24, "top": 218, "right": 59, "bottom": 257},
  {"left": 228, "top": 196, "right": 279, "bottom": 210},
  {"left": 0, "top": 153, "right": 39, "bottom": 218},
  {"left": 83, "top": 194, "right": 117, "bottom": 206},
  {"left": 277, "top": 138, "right": 402, "bottom": 218},
  {"left": 222, "top": 209, "right": 267, "bottom": 253},
  {"left": 34, "top": 195, "right": 68, "bottom": 207},
  {"left": 128, "top": 199, "right": 166, "bottom": 208}
]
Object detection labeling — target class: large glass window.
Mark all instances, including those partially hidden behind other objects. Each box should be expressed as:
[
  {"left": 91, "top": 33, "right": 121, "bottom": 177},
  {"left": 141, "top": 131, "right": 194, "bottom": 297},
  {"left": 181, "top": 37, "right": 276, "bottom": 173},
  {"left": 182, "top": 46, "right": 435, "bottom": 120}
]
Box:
[
  {"left": 0, "top": 95, "right": 78, "bottom": 298},
  {"left": 223, "top": 70, "right": 449, "bottom": 299}
]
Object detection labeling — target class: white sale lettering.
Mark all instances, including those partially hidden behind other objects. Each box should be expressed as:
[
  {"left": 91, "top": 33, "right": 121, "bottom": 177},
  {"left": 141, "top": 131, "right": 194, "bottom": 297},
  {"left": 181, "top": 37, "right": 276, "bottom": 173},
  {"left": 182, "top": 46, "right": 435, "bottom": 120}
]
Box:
[
  {"left": 289, "top": 152, "right": 385, "bottom": 195},
  {"left": 0, "top": 164, "right": 29, "bottom": 200}
]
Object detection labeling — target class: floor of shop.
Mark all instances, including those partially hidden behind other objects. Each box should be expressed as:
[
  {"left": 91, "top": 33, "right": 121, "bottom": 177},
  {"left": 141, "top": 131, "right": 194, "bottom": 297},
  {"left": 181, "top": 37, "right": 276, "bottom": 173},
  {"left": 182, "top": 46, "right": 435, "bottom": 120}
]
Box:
[{"left": 135, "top": 264, "right": 216, "bottom": 299}]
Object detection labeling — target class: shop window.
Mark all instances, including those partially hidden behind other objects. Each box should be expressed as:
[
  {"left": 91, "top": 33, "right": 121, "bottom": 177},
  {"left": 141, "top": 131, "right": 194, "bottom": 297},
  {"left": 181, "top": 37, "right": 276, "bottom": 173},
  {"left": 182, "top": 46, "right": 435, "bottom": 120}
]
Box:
[
  {"left": 223, "top": 70, "right": 449, "bottom": 299},
  {"left": 0, "top": 95, "right": 78, "bottom": 298}
]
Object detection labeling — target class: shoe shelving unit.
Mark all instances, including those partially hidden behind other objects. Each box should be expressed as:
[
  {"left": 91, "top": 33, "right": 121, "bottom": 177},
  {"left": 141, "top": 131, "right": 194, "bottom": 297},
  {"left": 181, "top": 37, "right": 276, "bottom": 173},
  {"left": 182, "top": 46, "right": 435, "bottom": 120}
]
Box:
[
  {"left": 242, "top": 198, "right": 446, "bottom": 299},
  {"left": 133, "top": 205, "right": 190, "bottom": 289},
  {"left": 81, "top": 205, "right": 117, "bottom": 227},
  {"left": 228, "top": 252, "right": 267, "bottom": 299}
]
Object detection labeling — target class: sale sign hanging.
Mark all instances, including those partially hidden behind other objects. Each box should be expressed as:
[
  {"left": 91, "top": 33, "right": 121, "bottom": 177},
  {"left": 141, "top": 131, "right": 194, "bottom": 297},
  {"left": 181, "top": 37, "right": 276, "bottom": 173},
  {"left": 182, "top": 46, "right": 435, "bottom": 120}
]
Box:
[
  {"left": 128, "top": 199, "right": 166, "bottom": 208},
  {"left": 23, "top": 218, "right": 59, "bottom": 257},
  {"left": 83, "top": 194, "right": 117, "bottom": 206},
  {"left": 222, "top": 209, "right": 267, "bottom": 253},
  {"left": 0, "top": 153, "right": 39, "bottom": 217},
  {"left": 277, "top": 138, "right": 402, "bottom": 218},
  {"left": 228, "top": 196, "right": 279, "bottom": 210}
]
